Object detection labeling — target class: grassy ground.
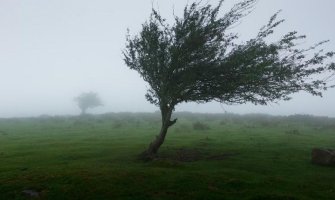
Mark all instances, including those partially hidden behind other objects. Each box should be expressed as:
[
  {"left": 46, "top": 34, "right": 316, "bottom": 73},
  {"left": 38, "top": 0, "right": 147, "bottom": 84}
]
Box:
[{"left": 0, "top": 113, "right": 334, "bottom": 200}]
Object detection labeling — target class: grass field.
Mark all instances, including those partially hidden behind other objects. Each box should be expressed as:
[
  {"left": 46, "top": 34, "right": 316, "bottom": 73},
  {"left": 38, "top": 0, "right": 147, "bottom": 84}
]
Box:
[{"left": 0, "top": 112, "right": 335, "bottom": 200}]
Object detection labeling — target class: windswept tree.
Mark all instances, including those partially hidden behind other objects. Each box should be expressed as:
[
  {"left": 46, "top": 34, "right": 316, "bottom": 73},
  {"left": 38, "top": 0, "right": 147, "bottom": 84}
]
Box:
[
  {"left": 123, "top": 0, "right": 335, "bottom": 159},
  {"left": 74, "top": 92, "right": 103, "bottom": 115}
]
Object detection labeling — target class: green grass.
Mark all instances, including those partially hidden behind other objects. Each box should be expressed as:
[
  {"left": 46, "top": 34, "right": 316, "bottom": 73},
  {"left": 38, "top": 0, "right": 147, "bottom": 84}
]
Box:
[{"left": 0, "top": 113, "right": 335, "bottom": 200}]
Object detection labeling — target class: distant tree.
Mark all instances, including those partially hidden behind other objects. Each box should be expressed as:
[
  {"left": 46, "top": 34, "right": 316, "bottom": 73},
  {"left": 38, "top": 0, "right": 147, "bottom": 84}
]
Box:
[
  {"left": 123, "top": 0, "right": 335, "bottom": 159},
  {"left": 74, "top": 92, "right": 103, "bottom": 115}
]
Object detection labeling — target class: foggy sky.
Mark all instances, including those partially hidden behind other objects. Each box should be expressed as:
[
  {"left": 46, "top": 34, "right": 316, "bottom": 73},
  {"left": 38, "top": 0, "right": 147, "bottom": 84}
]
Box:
[{"left": 0, "top": 0, "right": 334, "bottom": 118}]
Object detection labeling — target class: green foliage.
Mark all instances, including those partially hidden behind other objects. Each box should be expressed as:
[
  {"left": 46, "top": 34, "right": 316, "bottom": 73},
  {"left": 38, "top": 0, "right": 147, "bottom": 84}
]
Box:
[
  {"left": 74, "top": 92, "right": 103, "bottom": 115},
  {"left": 193, "top": 121, "right": 210, "bottom": 131},
  {"left": 123, "top": 0, "right": 335, "bottom": 155},
  {"left": 124, "top": 0, "right": 335, "bottom": 108}
]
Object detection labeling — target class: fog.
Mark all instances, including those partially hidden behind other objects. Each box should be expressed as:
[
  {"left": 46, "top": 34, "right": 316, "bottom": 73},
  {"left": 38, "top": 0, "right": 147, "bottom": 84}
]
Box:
[{"left": 0, "top": 0, "right": 334, "bottom": 118}]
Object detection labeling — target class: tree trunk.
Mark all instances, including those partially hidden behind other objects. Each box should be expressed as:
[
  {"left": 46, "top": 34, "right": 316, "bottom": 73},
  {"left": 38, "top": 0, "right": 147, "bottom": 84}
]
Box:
[{"left": 140, "top": 105, "right": 177, "bottom": 160}]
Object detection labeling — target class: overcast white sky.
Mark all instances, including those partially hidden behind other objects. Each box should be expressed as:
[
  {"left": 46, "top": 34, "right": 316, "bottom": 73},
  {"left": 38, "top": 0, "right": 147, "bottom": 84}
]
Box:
[{"left": 0, "top": 0, "right": 334, "bottom": 118}]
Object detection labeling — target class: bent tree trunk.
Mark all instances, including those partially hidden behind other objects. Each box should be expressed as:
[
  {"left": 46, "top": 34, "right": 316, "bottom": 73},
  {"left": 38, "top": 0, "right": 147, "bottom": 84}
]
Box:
[{"left": 140, "top": 106, "right": 177, "bottom": 160}]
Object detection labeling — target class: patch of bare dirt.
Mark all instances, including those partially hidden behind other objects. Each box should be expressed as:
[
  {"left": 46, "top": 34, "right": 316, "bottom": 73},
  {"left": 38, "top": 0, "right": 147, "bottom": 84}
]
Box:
[
  {"left": 158, "top": 148, "right": 238, "bottom": 162},
  {"left": 207, "top": 153, "right": 239, "bottom": 160}
]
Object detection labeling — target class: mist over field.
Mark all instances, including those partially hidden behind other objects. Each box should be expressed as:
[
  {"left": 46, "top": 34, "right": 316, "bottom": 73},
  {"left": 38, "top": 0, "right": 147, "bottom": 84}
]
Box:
[
  {"left": 1, "top": 1, "right": 335, "bottom": 199},
  {"left": 0, "top": 0, "right": 334, "bottom": 118}
]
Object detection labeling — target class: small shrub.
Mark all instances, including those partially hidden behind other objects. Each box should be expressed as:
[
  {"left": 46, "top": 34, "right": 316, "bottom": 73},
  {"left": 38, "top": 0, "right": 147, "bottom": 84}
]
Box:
[
  {"left": 193, "top": 122, "right": 210, "bottom": 131},
  {"left": 0, "top": 130, "right": 8, "bottom": 136},
  {"left": 96, "top": 119, "right": 105, "bottom": 123},
  {"left": 285, "top": 129, "right": 300, "bottom": 135},
  {"left": 72, "top": 119, "right": 94, "bottom": 128},
  {"left": 219, "top": 120, "right": 226, "bottom": 125},
  {"left": 113, "top": 122, "right": 123, "bottom": 129},
  {"left": 135, "top": 120, "right": 140, "bottom": 127},
  {"left": 174, "top": 123, "right": 191, "bottom": 133},
  {"left": 249, "top": 194, "right": 298, "bottom": 200}
]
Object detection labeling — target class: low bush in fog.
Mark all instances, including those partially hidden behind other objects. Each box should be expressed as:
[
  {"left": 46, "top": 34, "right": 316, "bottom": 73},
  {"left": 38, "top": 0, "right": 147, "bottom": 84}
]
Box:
[
  {"left": 0, "top": 112, "right": 334, "bottom": 132},
  {"left": 193, "top": 122, "right": 210, "bottom": 131}
]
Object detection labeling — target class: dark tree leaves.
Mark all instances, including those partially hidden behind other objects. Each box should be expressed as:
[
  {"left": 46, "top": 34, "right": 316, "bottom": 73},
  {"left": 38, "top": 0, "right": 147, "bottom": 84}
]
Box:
[
  {"left": 124, "top": 0, "right": 335, "bottom": 158},
  {"left": 124, "top": 0, "right": 335, "bottom": 109}
]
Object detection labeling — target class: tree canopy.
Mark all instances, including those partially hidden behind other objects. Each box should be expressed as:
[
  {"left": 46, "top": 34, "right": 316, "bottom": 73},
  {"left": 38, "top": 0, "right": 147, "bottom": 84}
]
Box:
[
  {"left": 75, "top": 92, "right": 103, "bottom": 115},
  {"left": 123, "top": 0, "right": 335, "bottom": 158}
]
